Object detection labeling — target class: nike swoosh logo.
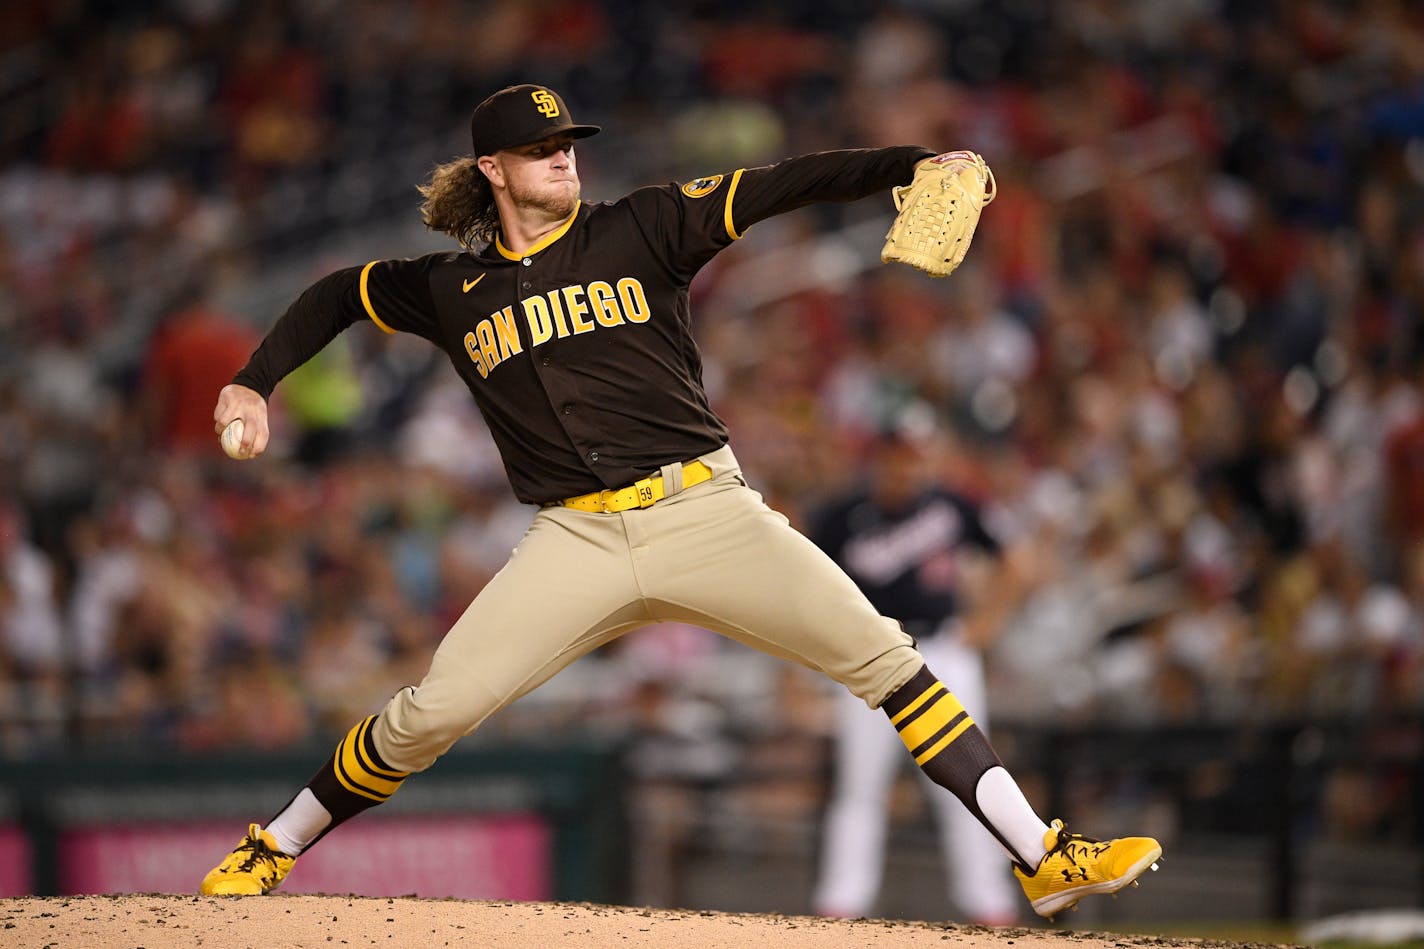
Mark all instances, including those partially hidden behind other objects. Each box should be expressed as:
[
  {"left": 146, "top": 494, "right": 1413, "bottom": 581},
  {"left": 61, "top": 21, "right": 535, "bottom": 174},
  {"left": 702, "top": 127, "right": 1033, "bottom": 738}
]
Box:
[{"left": 463, "top": 275, "right": 486, "bottom": 293}]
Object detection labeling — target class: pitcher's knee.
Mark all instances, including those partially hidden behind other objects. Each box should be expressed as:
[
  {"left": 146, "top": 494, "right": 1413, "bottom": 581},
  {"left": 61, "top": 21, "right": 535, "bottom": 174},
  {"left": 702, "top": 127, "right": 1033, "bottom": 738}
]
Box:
[
  {"left": 373, "top": 684, "right": 492, "bottom": 773},
  {"left": 841, "top": 641, "right": 925, "bottom": 709}
]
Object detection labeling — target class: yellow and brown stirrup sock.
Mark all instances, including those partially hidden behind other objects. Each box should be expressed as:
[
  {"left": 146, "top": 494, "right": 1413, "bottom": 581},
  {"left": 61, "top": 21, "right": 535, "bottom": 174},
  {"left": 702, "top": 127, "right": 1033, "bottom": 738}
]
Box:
[
  {"left": 274, "top": 714, "right": 410, "bottom": 852},
  {"left": 881, "top": 664, "right": 1029, "bottom": 865}
]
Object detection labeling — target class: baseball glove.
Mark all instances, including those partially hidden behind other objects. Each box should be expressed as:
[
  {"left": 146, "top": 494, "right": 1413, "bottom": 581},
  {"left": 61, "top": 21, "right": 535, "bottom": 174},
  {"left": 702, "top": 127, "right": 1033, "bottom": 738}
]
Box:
[{"left": 881, "top": 150, "right": 996, "bottom": 277}]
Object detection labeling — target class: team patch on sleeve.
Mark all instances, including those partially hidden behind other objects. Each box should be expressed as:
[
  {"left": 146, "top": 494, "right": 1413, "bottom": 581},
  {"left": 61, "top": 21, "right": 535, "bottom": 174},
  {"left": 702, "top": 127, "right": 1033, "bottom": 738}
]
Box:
[{"left": 680, "top": 174, "right": 724, "bottom": 198}]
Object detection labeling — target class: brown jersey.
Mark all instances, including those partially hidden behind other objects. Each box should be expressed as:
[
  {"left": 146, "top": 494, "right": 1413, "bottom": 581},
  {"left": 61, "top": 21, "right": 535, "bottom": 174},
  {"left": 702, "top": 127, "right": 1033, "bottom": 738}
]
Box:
[{"left": 237, "top": 146, "right": 931, "bottom": 504}]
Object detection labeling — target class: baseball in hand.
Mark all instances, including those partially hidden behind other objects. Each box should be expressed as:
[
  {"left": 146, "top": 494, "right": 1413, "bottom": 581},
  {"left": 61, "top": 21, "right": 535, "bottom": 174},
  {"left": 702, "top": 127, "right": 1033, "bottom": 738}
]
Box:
[{"left": 220, "top": 419, "right": 249, "bottom": 460}]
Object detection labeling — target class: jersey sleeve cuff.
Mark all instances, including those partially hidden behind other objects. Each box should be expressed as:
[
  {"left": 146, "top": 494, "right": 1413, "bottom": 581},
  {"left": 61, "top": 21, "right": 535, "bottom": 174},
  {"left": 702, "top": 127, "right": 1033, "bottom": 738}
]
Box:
[
  {"left": 724, "top": 168, "right": 747, "bottom": 241},
  {"left": 359, "top": 260, "right": 397, "bottom": 334}
]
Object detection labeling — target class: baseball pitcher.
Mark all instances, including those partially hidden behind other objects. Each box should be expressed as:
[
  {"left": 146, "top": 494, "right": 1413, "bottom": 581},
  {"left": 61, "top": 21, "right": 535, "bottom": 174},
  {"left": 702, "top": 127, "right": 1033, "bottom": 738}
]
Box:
[{"left": 201, "top": 84, "right": 1160, "bottom": 920}]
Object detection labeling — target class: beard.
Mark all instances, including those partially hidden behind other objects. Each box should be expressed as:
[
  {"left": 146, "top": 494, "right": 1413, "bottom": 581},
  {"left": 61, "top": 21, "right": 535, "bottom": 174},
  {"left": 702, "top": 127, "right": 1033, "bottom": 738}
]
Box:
[{"left": 508, "top": 176, "right": 580, "bottom": 220}]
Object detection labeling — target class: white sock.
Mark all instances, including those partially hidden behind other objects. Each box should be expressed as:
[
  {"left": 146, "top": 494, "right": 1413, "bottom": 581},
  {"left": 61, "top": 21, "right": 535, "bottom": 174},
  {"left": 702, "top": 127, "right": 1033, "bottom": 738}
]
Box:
[
  {"left": 975, "top": 766, "right": 1051, "bottom": 868},
  {"left": 264, "top": 788, "right": 332, "bottom": 856}
]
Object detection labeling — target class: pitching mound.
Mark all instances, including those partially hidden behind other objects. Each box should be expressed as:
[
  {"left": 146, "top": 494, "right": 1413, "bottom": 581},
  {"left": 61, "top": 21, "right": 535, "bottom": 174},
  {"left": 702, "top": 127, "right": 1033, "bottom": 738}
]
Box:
[{"left": 1, "top": 895, "right": 1303, "bottom": 948}]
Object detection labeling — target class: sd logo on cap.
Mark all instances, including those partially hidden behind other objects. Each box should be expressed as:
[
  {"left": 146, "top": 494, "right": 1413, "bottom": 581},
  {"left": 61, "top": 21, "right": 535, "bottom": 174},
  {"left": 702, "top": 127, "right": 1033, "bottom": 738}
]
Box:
[{"left": 470, "top": 84, "right": 601, "bottom": 156}]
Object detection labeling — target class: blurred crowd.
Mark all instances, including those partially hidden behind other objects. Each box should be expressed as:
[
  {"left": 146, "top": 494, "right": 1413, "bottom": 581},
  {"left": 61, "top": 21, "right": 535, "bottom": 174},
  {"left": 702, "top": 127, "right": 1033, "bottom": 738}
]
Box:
[{"left": 3, "top": 0, "right": 1424, "bottom": 780}]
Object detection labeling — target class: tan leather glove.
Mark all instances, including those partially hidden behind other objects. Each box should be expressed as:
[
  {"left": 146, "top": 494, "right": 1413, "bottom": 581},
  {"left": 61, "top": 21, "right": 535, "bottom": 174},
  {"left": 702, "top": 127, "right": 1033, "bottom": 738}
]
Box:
[{"left": 881, "top": 151, "right": 996, "bottom": 277}]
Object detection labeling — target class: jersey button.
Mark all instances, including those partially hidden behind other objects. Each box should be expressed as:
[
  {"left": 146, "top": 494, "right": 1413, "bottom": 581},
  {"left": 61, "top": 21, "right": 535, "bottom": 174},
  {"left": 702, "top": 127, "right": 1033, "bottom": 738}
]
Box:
[
  {"left": 522, "top": 258, "right": 532, "bottom": 266},
  {"left": 522, "top": 281, "right": 531, "bottom": 289},
  {"left": 589, "top": 451, "right": 599, "bottom": 462},
  {"left": 541, "top": 356, "right": 551, "bottom": 366},
  {"left": 562, "top": 404, "right": 573, "bottom": 415}
]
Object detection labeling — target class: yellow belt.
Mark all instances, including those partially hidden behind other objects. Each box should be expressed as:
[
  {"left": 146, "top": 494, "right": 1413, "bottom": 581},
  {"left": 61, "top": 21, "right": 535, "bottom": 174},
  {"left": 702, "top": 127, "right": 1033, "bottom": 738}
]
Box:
[{"left": 552, "top": 460, "right": 714, "bottom": 513}]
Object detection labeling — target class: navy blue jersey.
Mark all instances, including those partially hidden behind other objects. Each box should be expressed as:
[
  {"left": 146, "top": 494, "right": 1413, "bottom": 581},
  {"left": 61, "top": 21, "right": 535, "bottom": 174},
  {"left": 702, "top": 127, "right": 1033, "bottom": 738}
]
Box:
[{"left": 810, "top": 488, "right": 1000, "bottom": 637}]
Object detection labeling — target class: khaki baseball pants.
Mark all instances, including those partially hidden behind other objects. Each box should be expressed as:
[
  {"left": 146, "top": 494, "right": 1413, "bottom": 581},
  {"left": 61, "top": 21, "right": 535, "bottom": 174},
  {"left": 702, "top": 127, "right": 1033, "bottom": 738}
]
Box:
[{"left": 372, "top": 445, "right": 923, "bottom": 773}]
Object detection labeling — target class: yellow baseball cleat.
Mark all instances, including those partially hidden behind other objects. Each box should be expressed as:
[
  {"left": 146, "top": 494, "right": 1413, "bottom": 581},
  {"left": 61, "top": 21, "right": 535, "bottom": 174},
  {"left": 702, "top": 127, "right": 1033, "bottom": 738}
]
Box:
[
  {"left": 1014, "top": 819, "right": 1162, "bottom": 919},
  {"left": 200, "top": 823, "right": 296, "bottom": 895}
]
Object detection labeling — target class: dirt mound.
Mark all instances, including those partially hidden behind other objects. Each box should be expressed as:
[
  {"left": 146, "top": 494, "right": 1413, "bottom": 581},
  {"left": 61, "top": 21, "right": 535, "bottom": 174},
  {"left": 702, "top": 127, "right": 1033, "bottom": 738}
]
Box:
[{"left": 0, "top": 895, "right": 1300, "bottom": 948}]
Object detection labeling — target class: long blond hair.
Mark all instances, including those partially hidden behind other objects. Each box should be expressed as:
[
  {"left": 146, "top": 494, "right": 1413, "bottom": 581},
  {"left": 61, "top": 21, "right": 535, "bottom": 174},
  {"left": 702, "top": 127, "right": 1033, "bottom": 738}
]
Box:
[{"left": 418, "top": 157, "right": 499, "bottom": 250}]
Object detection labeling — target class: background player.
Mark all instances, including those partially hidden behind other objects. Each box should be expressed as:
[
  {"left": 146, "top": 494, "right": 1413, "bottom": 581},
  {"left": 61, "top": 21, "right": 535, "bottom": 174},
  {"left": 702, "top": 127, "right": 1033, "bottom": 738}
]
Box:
[
  {"left": 199, "top": 83, "right": 1161, "bottom": 919},
  {"left": 811, "top": 413, "right": 1022, "bottom": 924}
]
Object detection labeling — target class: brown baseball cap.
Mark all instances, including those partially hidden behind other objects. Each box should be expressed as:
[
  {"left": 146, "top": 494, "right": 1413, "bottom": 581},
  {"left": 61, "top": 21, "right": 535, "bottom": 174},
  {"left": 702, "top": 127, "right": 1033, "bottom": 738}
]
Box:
[{"left": 469, "top": 84, "right": 601, "bottom": 156}]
